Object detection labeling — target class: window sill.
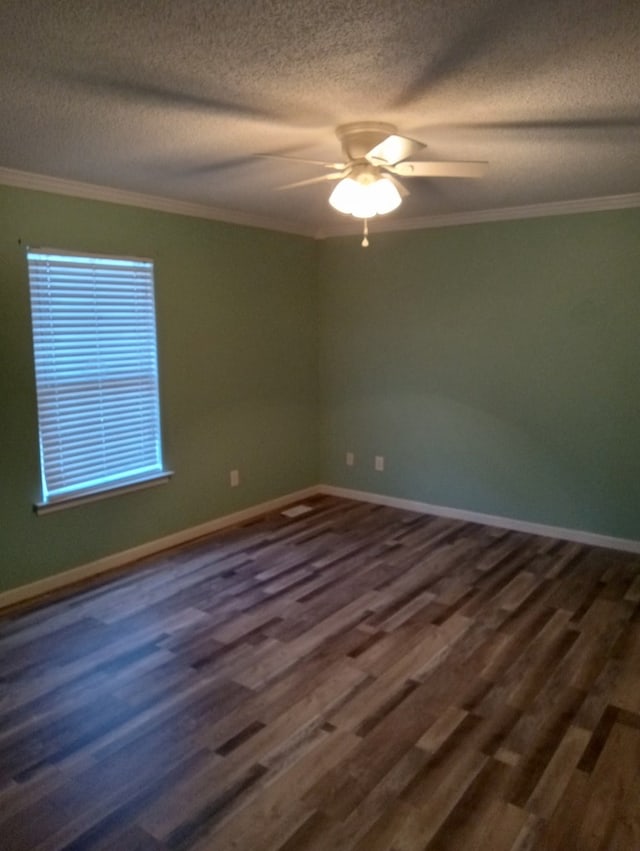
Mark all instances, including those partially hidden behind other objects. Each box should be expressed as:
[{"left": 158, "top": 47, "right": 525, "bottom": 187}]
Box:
[{"left": 34, "top": 471, "right": 174, "bottom": 515}]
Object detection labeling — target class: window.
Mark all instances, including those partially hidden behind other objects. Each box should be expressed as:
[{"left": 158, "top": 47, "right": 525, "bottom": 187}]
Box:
[{"left": 28, "top": 249, "right": 170, "bottom": 511}]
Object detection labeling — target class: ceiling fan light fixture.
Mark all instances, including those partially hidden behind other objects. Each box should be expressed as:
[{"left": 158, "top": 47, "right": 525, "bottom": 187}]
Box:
[
  {"left": 366, "top": 176, "right": 402, "bottom": 216},
  {"left": 328, "top": 174, "right": 401, "bottom": 219},
  {"left": 328, "top": 177, "right": 360, "bottom": 215}
]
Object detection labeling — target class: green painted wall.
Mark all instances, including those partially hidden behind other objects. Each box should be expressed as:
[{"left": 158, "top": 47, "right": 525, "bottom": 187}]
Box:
[
  {"left": 318, "top": 209, "right": 640, "bottom": 539},
  {"left": 2, "top": 185, "right": 639, "bottom": 597},
  {"left": 0, "top": 184, "right": 319, "bottom": 594}
]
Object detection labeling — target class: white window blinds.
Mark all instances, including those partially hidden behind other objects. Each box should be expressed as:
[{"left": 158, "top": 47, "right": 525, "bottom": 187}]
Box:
[{"left": 28, "top": 250, "right": 166, "bottom": 506}]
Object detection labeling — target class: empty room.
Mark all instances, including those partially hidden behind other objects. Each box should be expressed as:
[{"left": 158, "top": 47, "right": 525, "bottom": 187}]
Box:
[{"left": 1, "top": 1, "right": 639, "bottom": 849}]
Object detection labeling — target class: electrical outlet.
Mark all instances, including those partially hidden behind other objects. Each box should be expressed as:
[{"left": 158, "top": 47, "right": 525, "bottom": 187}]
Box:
[
  {"left": 374, "top": 455, "right": 384, "bottom": 472},
  {"left": 230, "top": 469, "right": 240, "bottom": 487},
  {"left": 346, "top": 451, "right": 354, "bottom": 467}
]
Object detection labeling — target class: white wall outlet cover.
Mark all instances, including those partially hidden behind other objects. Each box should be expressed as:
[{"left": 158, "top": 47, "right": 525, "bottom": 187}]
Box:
[
  {"left": 346, "top": 452, "right": 354, "bottom": 466},
  {"left": 230, "top": 469, "right": 240, "bottom": 487},
  {"left": 375, "top": 456, "right": 384, "bottom": 471}
]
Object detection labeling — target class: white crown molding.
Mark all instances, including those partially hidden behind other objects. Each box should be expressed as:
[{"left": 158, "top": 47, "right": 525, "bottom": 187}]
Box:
[
  {"left": 0, "top": 166, "right": 316, "bottom": 238},
  {"left": 0, "top": 486, "right": 318, "bottom": 609},
  {"left": 314, "top": 192, "right": 640, "bottom": 239},
  {"left": 2, "top": 166, "right": 639, "bottom": 242},
  {"left": 318, "top": 485, "right": 640, "bottom": 554}
]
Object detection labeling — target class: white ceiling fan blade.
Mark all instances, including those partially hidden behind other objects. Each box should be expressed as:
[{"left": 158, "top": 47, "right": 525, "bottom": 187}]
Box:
[
  {"left": 390, "top": 160, "right": 489, "bottom": 178},
  {"left": 276, "top": 172, "right": 344, "bottom": 190},
  {"left": 365, "top": 134, "right": 426, "bottom": 166},
  {"left": 255, "top": 153, "right": 346, "bottom": 170}
]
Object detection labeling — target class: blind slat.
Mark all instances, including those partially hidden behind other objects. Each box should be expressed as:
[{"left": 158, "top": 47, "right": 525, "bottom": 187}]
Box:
[
  {"left": 46, "top": 466, "right": 162, "bottom": 498},
  {"left": 44, "top": 453, "right": 161, "bottom": 482}
]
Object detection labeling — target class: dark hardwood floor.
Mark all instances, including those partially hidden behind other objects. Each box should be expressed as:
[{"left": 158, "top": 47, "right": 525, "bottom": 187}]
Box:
[{"left": 1, "top": 495, "right": 640, "bottom": 850}]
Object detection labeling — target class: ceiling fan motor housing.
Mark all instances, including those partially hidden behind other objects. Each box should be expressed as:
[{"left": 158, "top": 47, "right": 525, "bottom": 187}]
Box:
[{"left": 336, "top": 122, "right": 398, "bottom": 162}]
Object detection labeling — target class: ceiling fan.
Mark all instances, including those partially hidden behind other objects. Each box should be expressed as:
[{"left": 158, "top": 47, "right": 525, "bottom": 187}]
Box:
[{"left": 258, "top": 122, "right": 488, "bottom": 244}]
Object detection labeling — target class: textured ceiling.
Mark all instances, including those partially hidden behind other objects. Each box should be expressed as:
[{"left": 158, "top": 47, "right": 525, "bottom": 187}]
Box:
[{"left": 0, "top": 0, "right": 639, "bottom": 235}]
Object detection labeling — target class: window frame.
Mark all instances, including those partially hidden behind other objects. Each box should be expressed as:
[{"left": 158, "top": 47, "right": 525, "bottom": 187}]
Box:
[{"left": 27, "top": 247, "right": 172, "bottom": 514}]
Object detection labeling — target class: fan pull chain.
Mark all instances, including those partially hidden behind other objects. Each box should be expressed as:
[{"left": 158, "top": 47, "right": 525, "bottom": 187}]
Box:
[{"left": 362, "top": 218, "right": 369, "bottom": 248}]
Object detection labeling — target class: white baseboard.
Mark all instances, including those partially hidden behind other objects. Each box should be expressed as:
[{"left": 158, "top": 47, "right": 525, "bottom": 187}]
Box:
[
  {"left": 0, "top": 487, "right": 318, "bottom": 609},
  {"left": 3, "top": 483, "right": 639, "bottom": 610},
  {"left": 317, "top": 485, "right": 640, "bottom": 555}
]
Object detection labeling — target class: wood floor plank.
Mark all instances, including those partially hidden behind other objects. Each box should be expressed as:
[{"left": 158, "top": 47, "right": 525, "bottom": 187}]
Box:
[{"left": 0, "top": 495, "right": 638, "bottom": 850}]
